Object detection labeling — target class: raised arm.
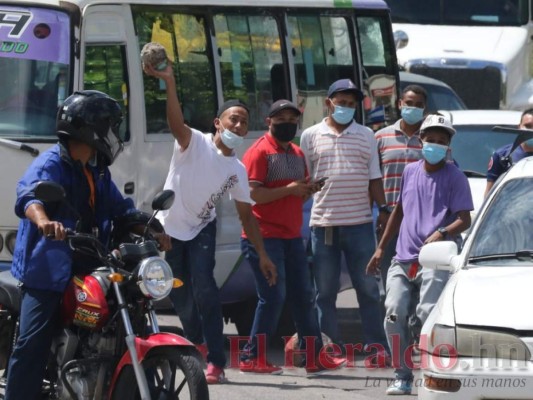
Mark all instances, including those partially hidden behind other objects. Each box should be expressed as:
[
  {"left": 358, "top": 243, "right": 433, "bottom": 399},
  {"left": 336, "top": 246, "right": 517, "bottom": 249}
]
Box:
[{"left": 143, "top": 62, "right": 192, "bottom": 149}]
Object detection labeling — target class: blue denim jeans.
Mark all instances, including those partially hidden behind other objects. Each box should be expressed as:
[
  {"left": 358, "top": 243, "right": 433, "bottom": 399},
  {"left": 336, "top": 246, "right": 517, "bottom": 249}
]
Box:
[
  {"left": 5, "top": 287, "right": 62, "bottom": 400},
  {"left": 165, "top": 220, "right": 226, "bottom": 368},
  {"left": 311, "top": 224, "right": 388, "bottom": 350},
  {"left": 241, "top": 237, "right": 323, "bottom": 359},
  {"left": 385, "top": 260, "right": 450, "bottom": 380}
]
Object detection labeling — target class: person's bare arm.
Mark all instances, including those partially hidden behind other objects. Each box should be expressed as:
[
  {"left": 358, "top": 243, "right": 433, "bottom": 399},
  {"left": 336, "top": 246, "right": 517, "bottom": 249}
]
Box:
[
  {"left": 424, "top": 210, "right": 471, "bottom": 244},
  {"left": 366, "top": 203, "right": 403, "bottom": 275},
  {"left": 235, "top": 200, "right": 277, "bottom": 286},
  {"left": 143, "top": 63, "right": 192, "bottom": 149},
  {"left": 369, "top": 178, "right": 389, "bottom": 229},
  {"left": 25, "top": 203, "right": 66, "bottom": 240},
  {"left": 249, "top": 180, "right": 314, "bottom": 204}
]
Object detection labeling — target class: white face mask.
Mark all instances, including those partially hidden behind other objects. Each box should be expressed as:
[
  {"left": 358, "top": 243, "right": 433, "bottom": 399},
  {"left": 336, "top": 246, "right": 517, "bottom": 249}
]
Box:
[{"left": 219, "top": 125, "right": 244, "bottom": 149}]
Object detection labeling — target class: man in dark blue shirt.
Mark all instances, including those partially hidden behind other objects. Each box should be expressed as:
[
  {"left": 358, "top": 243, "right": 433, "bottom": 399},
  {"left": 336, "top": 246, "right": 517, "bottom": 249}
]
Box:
[
  {"left": 5, "top": 90, "right": 170, "bottom": 400},
  {"left": 485, "top": 109, "right": 533, "bottom": 197}
]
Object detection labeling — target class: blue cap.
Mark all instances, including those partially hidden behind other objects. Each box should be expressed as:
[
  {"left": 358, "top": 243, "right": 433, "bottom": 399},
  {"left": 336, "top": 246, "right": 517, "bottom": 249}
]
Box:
[{"left": 327, "top": 79, "right": 363, "bottom": 100}]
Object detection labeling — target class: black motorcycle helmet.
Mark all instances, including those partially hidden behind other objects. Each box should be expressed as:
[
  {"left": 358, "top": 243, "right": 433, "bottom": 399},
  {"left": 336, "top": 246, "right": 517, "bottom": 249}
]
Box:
[{"left": 57, "top": 90, "right": 124, "bottom": 166}]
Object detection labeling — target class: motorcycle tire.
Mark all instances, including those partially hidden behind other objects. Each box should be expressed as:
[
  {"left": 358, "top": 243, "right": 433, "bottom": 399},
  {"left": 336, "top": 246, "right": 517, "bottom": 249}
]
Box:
[{"left": 111, "top": 347, "right": 209, "bottom": 400}]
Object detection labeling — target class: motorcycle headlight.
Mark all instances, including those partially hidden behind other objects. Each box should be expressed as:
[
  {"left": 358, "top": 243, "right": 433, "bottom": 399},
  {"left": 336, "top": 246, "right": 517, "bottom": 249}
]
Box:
[{"left": 137, "top": 257, "right": 174, "bottom": 300}]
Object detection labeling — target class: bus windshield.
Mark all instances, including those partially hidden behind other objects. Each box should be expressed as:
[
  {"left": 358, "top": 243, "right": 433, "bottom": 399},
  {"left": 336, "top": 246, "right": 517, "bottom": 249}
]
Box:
[
  {"left": 386, "top": 0, "right": 529, "bottom": 26},
  {"left": 0, "top": 7, "right": 70, "bottom": 139}
]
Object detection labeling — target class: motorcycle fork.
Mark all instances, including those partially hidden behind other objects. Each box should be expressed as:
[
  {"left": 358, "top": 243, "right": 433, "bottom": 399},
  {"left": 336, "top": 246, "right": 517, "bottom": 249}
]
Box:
[{"left": 111, "top": 280, "right": 152, "bottom": 400}]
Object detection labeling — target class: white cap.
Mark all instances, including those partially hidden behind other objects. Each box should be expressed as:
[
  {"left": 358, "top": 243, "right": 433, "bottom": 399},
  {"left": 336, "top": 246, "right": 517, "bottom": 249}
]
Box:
[{"left": 420, "top": 114, "right": 456, "bottom": 137}]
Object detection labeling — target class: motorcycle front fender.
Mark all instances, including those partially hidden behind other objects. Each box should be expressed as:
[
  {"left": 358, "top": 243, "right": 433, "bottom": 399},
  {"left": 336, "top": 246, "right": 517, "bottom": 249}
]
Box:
[{"left": 108, "top": 332, "right": 194, "bottom": 396}]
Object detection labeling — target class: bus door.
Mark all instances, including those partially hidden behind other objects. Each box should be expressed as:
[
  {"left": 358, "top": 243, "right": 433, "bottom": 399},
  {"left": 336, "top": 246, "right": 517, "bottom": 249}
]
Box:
[{"left": 80, "top": 5, "right": 147, "bottom": 207}]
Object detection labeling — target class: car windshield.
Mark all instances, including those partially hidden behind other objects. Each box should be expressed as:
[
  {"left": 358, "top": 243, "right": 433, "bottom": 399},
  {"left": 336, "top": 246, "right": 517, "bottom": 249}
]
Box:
[
  {"left": 469, "top": 178, "right": 533, "bottom": 261},
  {"left": 450, "top": 126, "right": 519, "bottom": 175},
  {"left": 386, "top": 0, "right": 528, "bottom": 26},
  {"left": 421, "top": 84, "right": 466, "bottom": 112}
]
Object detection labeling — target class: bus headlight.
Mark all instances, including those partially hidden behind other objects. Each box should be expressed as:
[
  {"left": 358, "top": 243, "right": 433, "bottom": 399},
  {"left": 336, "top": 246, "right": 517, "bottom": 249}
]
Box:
[{"left": 137, "top": 256, "right": 174, "bottom": 300}]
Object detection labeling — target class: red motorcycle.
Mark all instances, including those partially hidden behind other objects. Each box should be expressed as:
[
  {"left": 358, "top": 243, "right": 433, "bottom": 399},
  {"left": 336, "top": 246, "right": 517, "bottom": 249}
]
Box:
[{"left": 0, "top": 182, "right": 209, "bottom": 400}]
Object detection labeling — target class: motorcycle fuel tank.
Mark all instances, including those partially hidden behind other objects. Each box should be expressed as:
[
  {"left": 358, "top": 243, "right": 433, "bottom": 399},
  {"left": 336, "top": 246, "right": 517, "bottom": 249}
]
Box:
[{"left": 62, "top": 274, "right": 110, "bottom": 330}]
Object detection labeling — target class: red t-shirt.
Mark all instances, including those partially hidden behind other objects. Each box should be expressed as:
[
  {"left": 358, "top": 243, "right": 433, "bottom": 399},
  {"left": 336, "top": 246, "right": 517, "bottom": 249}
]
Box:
[{"left": 242, "top": 133, "right": 308, "bottom": 239}]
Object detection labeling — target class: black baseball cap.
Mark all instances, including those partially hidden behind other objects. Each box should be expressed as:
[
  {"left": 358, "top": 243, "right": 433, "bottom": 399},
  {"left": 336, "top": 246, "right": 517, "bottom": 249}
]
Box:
[
  {"left": 268, "top": 99, "right": 301, "bottom": 117},
  {"left": 216, "top": 99, "right": 249, "bottom": 118}
]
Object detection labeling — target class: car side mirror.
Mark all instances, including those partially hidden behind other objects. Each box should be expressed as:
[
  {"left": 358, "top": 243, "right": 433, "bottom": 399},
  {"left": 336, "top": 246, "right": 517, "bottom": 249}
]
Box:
[{"left": 419, "top": 241, "right": 458, "bottom": 271}]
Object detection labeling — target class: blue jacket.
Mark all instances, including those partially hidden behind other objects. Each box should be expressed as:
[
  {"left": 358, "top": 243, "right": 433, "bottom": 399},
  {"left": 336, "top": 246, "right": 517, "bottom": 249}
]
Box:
[{"left": 11, "top": 143, "right": 135, "bottom": 292}]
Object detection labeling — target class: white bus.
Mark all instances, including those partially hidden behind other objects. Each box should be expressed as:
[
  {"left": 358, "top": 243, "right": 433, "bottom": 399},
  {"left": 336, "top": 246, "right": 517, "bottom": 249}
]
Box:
[
  {"left": 0, "top": 0, "right": 399, "bottom": 333},
  {"left": 387, "top": 0, "right": 533, "bottom": 111}
]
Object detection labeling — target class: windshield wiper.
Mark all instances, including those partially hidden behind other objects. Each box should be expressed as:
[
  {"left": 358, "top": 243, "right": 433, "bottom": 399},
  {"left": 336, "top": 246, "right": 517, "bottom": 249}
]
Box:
[
  {"left": 0, "top": 138, "right": 39, "bottom": 157},
  {"left": 463, "top": 170, "right": 486, "bottom": 178},
  {"left": 469, "top": 250, "right": 533, "bottom": 262}
]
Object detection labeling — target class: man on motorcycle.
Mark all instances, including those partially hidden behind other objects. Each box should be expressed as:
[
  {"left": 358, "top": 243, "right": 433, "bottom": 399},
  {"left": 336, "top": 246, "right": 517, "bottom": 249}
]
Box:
[{"left": 5, "top": 90, "right": 171, "bottom": 400}]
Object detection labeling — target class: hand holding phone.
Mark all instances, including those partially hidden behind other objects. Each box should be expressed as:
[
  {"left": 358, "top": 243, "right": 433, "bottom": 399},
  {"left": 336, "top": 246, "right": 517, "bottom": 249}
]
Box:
[{"left": 315, "top": 176, "right": 328, "bottom": 185}]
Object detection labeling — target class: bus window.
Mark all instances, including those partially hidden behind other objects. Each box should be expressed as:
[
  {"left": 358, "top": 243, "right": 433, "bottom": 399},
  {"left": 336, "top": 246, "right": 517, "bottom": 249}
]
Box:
[
  {"left": 84, "top": 45, "right": 130, "bottom": 142},
  {"left": 214, "top": 13, "right": 282, "bottom": 131},
  {"left": 287, "top": 15, "right": 356, "bottom": 129},
  {"left": 134, "top": 10, "right": 216, "bottom": 133},
  {"left": 357, "top": 15, "right": 399, "bottom": 126}
]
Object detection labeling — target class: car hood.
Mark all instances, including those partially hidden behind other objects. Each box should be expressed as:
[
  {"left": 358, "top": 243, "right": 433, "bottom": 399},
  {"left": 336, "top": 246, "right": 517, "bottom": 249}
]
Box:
[
  {"left": 394, "top": 24, "right": 526, "bottom": 66},
  {"left": 453, "top": 266, "right": 533, "bottom": 330}
]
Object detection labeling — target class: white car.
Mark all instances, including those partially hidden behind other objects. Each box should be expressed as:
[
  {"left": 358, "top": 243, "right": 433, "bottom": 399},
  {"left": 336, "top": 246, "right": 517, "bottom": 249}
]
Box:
[
  {"left": 438, "top": 109, "right": 523, "bottom": 218},
  {"left": 417, "top": 157, "right": 533, "bottom": 400}
]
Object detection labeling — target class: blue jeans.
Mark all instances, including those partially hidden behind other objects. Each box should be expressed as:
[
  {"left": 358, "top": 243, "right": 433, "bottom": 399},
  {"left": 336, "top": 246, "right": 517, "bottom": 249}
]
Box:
[
  {"left": 311, "top": 224, "right": 388, "bottom": 349},
  {"left": 166, "top": 220, "right": 226, "bottom": 368},
  {"left": 5, "top": 287, "right": 62, "bottom": 400},
  {"left": 241, "top": 237, "right": 323, "bottom": 360}
]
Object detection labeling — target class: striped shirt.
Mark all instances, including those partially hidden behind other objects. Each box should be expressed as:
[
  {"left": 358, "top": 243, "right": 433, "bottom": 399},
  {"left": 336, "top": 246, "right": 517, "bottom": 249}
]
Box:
[
  {"left": 300, "top": 118, "right": 381, "bottom": 227},
  {"left": 375, "top": 119, "right": 423, "bottom": 207}
]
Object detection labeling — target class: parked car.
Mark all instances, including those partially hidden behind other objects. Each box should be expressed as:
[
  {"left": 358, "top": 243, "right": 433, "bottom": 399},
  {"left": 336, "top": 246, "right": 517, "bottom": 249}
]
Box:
[
  {"left": 417, "top": 156, "right": 533, "bottom": 400},
  {"left": 437, "top": 109, "right": 523, "bottom": 217},
  {"left": 399, "top": 71, "right": 467, "bottom": 112}
]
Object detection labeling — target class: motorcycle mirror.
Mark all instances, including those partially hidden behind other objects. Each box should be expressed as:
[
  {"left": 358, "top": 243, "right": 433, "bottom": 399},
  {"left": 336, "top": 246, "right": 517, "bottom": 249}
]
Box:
[
  {"left": 142, "top": 190, "right": 174, "bottom": 240},
  {"left": 151, "top": 190, "right": 175, "bottom": 211},
  {"left": 34, "top": 181, "right": 66, "bottom": 202},
  {"left": 34, "top": 181, "right": 81, "bottom": 229}
]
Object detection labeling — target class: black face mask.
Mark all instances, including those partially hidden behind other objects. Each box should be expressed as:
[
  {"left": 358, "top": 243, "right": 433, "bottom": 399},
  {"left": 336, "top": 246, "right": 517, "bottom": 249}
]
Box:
[{"left": 271, "top": 122, "right": 298, "bottom": 142}]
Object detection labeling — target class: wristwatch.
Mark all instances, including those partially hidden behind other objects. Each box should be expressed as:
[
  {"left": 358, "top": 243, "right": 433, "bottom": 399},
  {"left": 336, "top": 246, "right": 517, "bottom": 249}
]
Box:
[
  {"left": 378, "top": 204, "right": 393, "bottom": 214},
  {"left": 437, "top": 227, "right": 448, "bottom": 237}
]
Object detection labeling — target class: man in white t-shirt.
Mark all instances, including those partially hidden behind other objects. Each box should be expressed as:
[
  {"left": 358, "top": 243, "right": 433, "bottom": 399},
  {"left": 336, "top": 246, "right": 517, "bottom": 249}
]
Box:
[{"left": 144, "top": 63, "right": 276, "bottom": 385}]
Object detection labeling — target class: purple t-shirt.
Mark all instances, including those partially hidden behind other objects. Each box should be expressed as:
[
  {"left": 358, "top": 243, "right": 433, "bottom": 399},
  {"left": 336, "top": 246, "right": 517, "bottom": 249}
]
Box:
[{"left": 395, "top": 160, "right": 474, "bottom": 263}]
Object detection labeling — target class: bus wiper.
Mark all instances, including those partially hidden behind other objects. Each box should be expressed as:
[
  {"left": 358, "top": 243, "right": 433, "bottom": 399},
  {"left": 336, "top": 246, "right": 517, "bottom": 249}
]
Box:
[
  {"left": 469, "top": 250, "right": 533, "bottom": 262},
  {"left": 0, "top": 138, "right": 39, "bottom": 157}
]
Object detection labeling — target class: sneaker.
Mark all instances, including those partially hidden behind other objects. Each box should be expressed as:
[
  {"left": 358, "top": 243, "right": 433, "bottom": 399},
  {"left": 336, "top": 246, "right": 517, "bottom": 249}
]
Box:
[
  {"left": 239, "top": 358, "right": 283, "bottom": 375},
  {"left": 205, "top": 363, "right": 228, "bottom": 384},
  {"left": 305, "top": 355, "right": 347, "bottom": 377},
  {"left": 386, "top": 379, "right": 412, "bottom": 395},
  {"left": 195, "top": 343, "right": 208, "bottom": 362},
  {"left": 364, "top": 348, "right": 391, "bottom": 369}
]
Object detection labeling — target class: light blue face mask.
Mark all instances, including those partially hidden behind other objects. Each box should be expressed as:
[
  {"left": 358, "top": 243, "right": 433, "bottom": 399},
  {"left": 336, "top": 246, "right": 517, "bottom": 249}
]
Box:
[
  {"left": 220, "top": 127, "right": 244, "bottom": 149},
  {"left": 422, "top": 142, "right": 448, "bottom": 165},
  {"left": 331, "top": 105, "right": 356, "bottom": 125},
  {"left": 401, "top": 106, "right": 424, "bottom": 125}
]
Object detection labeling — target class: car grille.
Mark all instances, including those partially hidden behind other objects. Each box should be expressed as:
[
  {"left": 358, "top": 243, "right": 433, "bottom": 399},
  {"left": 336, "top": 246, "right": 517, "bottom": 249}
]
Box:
[{"left": 409, "top": 64, "right": 501, "bottom": 110}]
